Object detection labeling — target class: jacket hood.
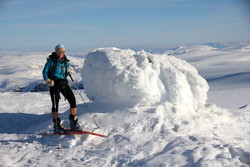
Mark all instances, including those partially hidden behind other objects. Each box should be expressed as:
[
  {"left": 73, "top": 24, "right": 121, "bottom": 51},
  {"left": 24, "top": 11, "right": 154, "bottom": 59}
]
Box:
[{"left": 48, "top": 52, "right": 69, "bottom": 63}]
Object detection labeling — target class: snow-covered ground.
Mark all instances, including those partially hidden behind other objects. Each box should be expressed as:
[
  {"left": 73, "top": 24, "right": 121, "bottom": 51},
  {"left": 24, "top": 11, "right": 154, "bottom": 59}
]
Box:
[{"left": 0, "top": 43, "right": 249, "bottom": 167}]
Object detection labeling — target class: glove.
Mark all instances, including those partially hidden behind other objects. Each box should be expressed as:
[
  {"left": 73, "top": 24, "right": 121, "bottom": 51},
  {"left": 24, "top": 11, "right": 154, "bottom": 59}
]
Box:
[
  {"left": 67, "top": 68, "right": 72, "bottom": 74},
  {"left": 46, "top": 79, "right": 54, "bottom": 87}
]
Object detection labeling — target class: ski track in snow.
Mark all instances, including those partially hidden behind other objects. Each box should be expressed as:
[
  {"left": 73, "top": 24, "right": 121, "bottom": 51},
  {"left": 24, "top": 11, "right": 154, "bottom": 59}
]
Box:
[{"left": 0, "top": 44, "right": 250, "bottom": 167}]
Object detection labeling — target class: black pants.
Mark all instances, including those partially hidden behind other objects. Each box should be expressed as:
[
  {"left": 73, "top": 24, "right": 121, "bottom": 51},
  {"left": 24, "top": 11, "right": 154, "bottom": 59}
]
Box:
[{"left": 50, "top": 80, "right": 76, "bottom": 113}]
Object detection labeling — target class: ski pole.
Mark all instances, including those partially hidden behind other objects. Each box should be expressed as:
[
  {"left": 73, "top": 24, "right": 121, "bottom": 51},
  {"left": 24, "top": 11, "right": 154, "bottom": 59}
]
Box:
[
  {"left": 53, "top": 86, "right": 61, "bottom": 150},
  {"left": 68, "top": 72, "right": 100, "bottom": 129}
]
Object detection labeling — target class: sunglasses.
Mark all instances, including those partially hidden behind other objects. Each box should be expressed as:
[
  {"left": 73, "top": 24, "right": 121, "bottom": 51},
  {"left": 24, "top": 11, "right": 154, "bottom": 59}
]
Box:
[{"left": 56, "top": 51, "right": 65, "bottom": 54}]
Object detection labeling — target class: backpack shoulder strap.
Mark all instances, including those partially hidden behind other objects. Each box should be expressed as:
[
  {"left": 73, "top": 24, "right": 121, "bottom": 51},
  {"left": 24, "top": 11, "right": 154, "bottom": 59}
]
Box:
[
  {"left": 47, "top": 52, "right": 57, "bottom": 74},
  {"left": 63, "top": 56, "right": 69, "bottom": 76},
  {"left": 47, "top": 53, "right": 69, "bottom": 77}
]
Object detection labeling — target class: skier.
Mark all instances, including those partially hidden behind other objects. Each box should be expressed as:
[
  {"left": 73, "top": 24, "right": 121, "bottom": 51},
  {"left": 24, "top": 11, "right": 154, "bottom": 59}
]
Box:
[{"left": 42, "top": 44, "right": 81, "bottom": 133}]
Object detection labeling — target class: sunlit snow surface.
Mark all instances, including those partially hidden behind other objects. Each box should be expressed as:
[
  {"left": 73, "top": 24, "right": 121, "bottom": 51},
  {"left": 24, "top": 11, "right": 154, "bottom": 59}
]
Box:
[{"left": 0, "top": 44, "right": 249, "bottom": 166}]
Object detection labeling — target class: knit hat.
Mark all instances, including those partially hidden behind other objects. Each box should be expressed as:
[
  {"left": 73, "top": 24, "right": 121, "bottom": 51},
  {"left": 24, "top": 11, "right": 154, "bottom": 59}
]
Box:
[{"left": 55, "top": 44, "right": 65, "bottom": 51}]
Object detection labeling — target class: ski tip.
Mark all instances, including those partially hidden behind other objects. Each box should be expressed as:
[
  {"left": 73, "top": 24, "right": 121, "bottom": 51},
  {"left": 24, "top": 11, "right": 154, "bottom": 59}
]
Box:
[{"left": 40, "top": 132, "right": 49, "bottom": 136}]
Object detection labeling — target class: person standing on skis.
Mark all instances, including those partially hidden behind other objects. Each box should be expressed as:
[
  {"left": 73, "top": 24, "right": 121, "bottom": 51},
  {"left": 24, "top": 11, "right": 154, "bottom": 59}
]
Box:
[{"left": 42, "top": 44, "right": 80, "bottom": 133}]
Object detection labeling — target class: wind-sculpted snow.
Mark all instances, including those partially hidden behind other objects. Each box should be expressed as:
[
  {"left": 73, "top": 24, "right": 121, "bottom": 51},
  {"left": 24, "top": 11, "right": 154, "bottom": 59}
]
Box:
[
  {"left": 82, "top": 47, "right": 208, "bottom": 111},
  {"left": 0, "top": 45, "right": 250, "bottom": 166}
]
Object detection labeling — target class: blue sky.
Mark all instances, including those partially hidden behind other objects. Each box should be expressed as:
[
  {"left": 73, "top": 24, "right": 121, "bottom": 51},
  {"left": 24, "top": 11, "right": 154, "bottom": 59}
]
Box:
[{"left": 0, "top": 0, "right": 249, "bottom": 51}]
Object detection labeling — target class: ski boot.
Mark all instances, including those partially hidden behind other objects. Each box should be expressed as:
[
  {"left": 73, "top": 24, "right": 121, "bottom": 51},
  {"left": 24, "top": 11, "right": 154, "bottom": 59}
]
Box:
[
  {"left": 69, "top": 114, "right": 81, "bottom": 130},
  {"left": 53, "top": 117, "right": 65, "bottom": 134}
]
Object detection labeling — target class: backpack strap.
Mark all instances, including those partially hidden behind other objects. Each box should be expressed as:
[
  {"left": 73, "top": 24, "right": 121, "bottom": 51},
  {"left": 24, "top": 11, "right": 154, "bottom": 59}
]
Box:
[{"left": 47, "top": 52, "right": 69, "bottom": 78}]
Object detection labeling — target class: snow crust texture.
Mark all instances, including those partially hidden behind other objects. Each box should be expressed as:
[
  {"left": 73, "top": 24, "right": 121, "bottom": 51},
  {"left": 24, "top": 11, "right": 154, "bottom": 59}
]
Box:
[
  {"left": 82, "top": 47, "right": 208, "bottom": 111},
  {"left": 0, "top": 45, "right": 250, "bottom": 167}
]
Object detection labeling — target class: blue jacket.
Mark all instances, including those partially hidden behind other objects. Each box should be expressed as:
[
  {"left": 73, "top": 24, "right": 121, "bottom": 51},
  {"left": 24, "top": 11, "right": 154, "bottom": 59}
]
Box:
[{"left": 42, "top": 52, "right": 70, "bottom": 81}]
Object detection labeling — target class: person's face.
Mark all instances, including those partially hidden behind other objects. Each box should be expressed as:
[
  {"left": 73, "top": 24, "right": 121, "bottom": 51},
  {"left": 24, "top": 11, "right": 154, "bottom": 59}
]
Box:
[{"left": 56, "top": 48, "right": 65, "bottom": 60}]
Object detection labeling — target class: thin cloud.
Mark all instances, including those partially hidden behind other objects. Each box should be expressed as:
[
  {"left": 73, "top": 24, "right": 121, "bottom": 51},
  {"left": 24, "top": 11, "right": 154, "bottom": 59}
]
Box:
[
  {"left": 0, "top": 0, "right": 73, "bottom": 21},
  {"left": 0, "top": 0, "right": 192, "bottom": 21},
  {"left": 16, "top": 23, "right": 92, "bottom": 30}
]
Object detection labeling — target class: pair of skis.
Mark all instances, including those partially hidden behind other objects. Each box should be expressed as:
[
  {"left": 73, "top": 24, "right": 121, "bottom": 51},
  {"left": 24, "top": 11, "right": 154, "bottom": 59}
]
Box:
[{"left": 42, "top": 129, "right": 110, "bottom": 138}]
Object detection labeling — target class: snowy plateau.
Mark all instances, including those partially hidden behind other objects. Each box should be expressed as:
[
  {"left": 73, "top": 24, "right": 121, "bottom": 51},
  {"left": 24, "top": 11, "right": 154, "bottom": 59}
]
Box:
[{"left": 0, "top": 43, "right": 250, "bottom": 167}]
